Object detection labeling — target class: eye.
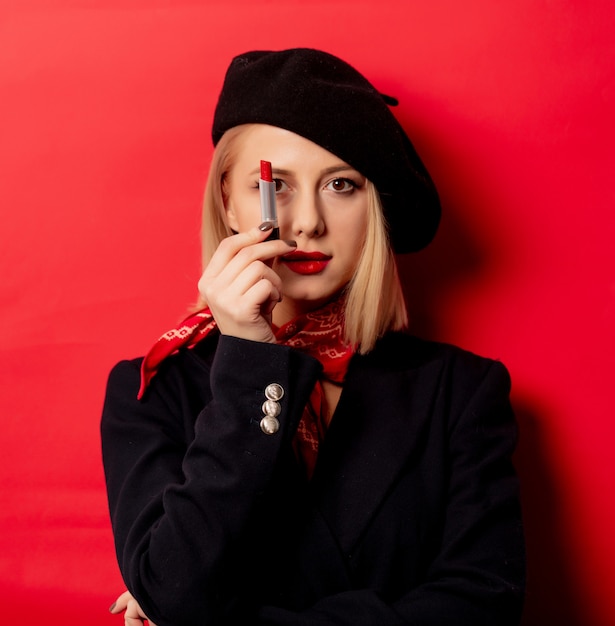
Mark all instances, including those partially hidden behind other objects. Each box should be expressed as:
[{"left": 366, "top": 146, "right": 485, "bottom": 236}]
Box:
[
  {"left": 254, "top": 179, "right": 289, "bottom": 193},
  {"left": 325, "top": 178, "right": 358, "bottom": 193},
  {"left": 274, "top": 179, "right": 289, "bottom": 193}
]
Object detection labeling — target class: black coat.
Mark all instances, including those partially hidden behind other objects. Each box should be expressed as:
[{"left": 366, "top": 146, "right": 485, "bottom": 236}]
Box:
[{"left": 101, "top": 332, "right": 525, "bottom": 626}]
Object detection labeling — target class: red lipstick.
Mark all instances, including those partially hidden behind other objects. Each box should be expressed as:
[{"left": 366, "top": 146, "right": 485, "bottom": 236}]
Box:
[
  {"left": 259, "top": 160, "right": 279, "bottom": 240},
  {"left": 280, "top": 250, "right": 331, "bottom": 275}
]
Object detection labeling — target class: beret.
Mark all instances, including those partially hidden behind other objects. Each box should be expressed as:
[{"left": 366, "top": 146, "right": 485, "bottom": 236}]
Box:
[{"left": 212, "top": 48, "right": 440, "bottom": 253}]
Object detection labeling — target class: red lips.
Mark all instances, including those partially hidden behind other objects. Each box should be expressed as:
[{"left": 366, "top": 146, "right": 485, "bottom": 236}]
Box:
[{"left": 280, "top": 250, "right": 331, "bottom": 275}]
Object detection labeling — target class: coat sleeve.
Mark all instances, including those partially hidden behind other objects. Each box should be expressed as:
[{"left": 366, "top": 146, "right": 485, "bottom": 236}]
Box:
[
  {"left": 101, "top": 336, "right": 321, "bottom": 626},
  {"left": 256, "top": 359, "right": 525, "bottom": 626}
]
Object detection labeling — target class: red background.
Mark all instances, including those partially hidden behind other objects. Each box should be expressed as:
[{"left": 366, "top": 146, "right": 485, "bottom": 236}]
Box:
[{"left": 0, "top": 1, "right": 613, "bottom": 624}]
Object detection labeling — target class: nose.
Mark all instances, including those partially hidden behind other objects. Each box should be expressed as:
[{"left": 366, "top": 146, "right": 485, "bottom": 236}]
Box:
[{"left": 287, "top": 190, "right": 325, "bottom": 239}]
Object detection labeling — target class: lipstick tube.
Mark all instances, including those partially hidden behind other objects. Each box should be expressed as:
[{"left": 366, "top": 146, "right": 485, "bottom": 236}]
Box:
[{"left": 259, "top": 160, "right": 279, "bottom": 240}]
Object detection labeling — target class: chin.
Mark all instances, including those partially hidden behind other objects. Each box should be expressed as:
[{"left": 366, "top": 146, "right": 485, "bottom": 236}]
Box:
[{"left": 282, "top": 285, "right": 345, "bottom": 311}]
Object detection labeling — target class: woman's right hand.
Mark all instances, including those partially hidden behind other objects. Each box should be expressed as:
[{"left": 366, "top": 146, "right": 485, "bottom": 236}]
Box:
[{"left": 197, "top": 224, "right": 296, "bottom": 344}]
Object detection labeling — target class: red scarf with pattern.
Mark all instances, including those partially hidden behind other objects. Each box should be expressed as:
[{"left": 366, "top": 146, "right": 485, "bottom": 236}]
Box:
[{"left": 138, "top": 298, "right": 354, "bottom": 478}]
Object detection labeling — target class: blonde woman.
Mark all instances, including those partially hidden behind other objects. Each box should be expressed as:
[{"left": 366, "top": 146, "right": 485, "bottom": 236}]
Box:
[{"left": 103, "top": 49, "right": 525, "bottom": 626}]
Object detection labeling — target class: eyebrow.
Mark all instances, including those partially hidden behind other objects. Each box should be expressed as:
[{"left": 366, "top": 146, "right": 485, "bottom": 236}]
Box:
[{"left": 248, "top": 164, "right": 360, "bottom": 178}]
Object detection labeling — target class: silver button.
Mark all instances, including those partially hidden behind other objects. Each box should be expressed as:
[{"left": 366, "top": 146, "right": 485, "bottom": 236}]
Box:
[
  {"left": 260, "top": 416, "right": 280, "bottom": 434},
  {"left": 262, "top": 399, "right": 281, "bottom": 418},
  {"left": 264, "top": 383, "right": 284, "bottom": 401}
]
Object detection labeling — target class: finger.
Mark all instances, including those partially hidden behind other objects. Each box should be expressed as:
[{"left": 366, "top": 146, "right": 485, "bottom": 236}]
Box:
[
  {"left": 213, "top": 282, "right": 280, "bottom": 333},
  {"left": 204, "top": 225, "right": 273, "bottom": 276},
  {"left": 200, "top": 254, "right": 284, "bottom": 310},
  {"left": 255, "top": 272, "right": 283, "bottom": 310},
  {"left": 127, "top": 598, "right": 150, "bottom": 619},
  {"left": 209, "top": 262, "right": 282, "bottom": 322},
  {"left": 243, "top": 279, "right": 283, "bottom": 316},
  {"left": 200, "top": 235, "right": 295, "bottom": 305},
  {"left": 205, "top": 226, "right": 295, "bottom": 278},
  {"left": 219, "top": 260, "right": 283, "bottom": 302},
  {"left": 206, "top": 239, "right": 293, "bottom": 287},
  {"left": 110, "top": 590, "right": 133, "bottom": 613}
]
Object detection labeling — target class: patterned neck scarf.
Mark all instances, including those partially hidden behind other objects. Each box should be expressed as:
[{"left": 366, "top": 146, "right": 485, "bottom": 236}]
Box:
[{"left": 138, "top": 297, "right": 355, "bottom": 478}]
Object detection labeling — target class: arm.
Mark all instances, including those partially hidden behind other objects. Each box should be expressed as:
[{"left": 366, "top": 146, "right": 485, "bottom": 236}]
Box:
[
  {"left": 102, "top": 336, "right": 321, "bottom": 626},
  {"left": 103, "top": 225, "right": 308, "bottom": 625}
]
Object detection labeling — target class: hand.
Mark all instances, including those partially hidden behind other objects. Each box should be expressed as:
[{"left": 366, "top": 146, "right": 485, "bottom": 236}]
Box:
[
  {"left": 109, "top": 590, "right": 158, "bottom": 626},
  {"left": 198, "top": 224, "right": 296, "bottom": 343}
]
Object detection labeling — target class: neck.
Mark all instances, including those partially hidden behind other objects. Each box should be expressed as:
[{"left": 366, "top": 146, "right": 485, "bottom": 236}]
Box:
[
  {"left": 272, "top": 298, "right": 324, "bottom": 327},
  {"left": 272, "top": 292, "right": 346, "bottom": 328}
]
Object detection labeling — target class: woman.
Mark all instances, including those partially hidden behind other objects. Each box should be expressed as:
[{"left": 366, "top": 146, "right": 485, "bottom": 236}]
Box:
[{"left": 102, "top": 48, "right": 525, "bottom": 625}]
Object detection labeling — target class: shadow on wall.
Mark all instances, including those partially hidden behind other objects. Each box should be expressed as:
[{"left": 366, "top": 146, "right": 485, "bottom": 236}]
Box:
[
  {"left": 397, "top": 206, "right": 483, "bottom": 341},
  {"left": 514, "top": 400, "right": 583, "bottom": 626},
  {"left": 397, "top": 203, "right": 583, "bottom": 626}
]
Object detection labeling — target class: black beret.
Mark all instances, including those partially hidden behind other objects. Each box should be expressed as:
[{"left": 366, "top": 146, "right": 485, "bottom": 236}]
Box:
[{"left": 212, "top": 48, "right": 440, "bottom": 253}]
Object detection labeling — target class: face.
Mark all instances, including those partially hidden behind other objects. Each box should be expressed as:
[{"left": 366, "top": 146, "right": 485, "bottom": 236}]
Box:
[{"left": 223, "top": 124, "right": 369, "bottom": 322}]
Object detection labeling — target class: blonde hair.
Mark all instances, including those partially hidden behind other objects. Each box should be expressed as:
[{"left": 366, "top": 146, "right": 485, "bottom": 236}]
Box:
[{"left": 196, "top": 125, "right": 408, "bottom": 353}]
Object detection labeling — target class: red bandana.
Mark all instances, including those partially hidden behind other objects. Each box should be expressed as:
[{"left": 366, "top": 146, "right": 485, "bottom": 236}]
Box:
[{"left": 138, "top": 298, "right": 354, "bottom": 478}]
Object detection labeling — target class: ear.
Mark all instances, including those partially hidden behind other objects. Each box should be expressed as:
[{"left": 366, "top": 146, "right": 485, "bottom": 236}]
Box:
[
  {"left": 220, "top": 172, "right": 240, "bottom": 232},
  {"left": 224, "top": 197, "right": 240, "bottom": 232}
]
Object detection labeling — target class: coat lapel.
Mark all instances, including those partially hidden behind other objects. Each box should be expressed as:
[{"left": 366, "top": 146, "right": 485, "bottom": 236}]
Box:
[{"left": 309, "top": 335, "right": 444, "bottom": 555}]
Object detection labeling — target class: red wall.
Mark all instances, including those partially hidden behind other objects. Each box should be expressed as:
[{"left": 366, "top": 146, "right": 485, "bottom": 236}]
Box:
[{"left": 0, "top": 1, "right": 613, "bottom": 624}]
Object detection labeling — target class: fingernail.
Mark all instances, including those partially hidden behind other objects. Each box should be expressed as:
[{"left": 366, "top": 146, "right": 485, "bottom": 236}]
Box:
[
  {"left": 259, "top": 222, "right": 274, "bottom": 232},
  {"left": 284, "top": 239, "right": 297, "bottom": 247},
  {"left": 109, "top": 602, "right": 117, "bottom": 613}
]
